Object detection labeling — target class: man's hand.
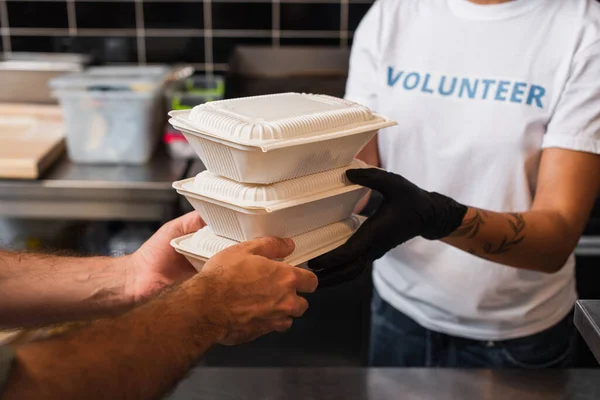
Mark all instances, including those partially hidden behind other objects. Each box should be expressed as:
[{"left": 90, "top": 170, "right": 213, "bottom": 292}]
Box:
[
  {"left": 197, "top": 237, "right": 319, "bottom": 345},
  {"left": 130, "top": 212, "right": 206, "bottom": 303},
  {"left": 3, "top": 236, "right": 319, "bottom": 400},
  {"left": 308, "top": 168, "right": 467, "bottom": 287},
  {"left": 0, "top": 212, "right": 206, "bottom": 329}
]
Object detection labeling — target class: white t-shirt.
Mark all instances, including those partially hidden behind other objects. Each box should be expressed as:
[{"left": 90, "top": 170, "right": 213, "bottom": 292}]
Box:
[{"left": 347, "top": 0, "right": 600, "bottom": 340}]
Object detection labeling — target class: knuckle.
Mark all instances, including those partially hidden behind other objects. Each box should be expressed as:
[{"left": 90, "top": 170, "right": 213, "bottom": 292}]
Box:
[
  {"left": 285, "top": 272, "right": 298, "bottom": 288},
  {"left": 275, "top": 318, "right": 293, "bottom": 332},
  {"left": 282, "top": 299, "right": 298, "bottom": 315},
  {"left": 253, "top": 256, "right": 277, "bottom": 271},
  {"left": 210, "top": 251, "right": 237, "bottom": 267},
  {"left": 292, "top": 298, "right": 309, "bottom": 317},
  {"left": 299, "top": 297, "right": 309, "bottom": 312},
  {"left": 216, "top": 244, "right": 242, "bottom": 257}
]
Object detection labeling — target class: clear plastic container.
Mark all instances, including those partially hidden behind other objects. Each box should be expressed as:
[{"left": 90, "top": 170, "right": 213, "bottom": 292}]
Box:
[
  {"left": 163, "top": 75, "right": 225, "bottom": 159},
  {"left": 171, "top": 215, "right": 364, "bottom": 271},
  {"left": 165, "top": 75, "right": 225, "bottom": 111},
  {"left": 51, "top": 66, "right": 170, "bottom": 164},
  {"left": 168, "top": 93, "right": 396, "bottom": 183},
  {"left": 173, "top": 160, "right": 369, "bottom": 241}
]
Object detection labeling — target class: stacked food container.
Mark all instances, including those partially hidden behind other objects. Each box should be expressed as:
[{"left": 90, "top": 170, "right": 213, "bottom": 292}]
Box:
[{"left": 168, "top": 92, "right": 396, "bottom": 270}]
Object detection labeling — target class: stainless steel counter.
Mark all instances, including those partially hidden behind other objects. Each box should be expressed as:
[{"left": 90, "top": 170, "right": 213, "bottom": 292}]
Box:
[
  {"left": 167, "top": 368, "right": 600, "bottom": 400},
  {"left": 575, "top": 300, "right": 600, "bottom": 364},
  {"left": 0, "top": 151, "right": 189, "bottom": 221}
]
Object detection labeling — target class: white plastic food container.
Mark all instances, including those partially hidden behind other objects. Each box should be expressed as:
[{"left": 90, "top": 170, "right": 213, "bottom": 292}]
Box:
[
  {"left": 173, "top": 159, "right": 369, "bottom": 241},
  {"left": 171, "top": 215, "right": 364, "bottom": 271},
  {"left": 50, "top": 66, "right": 170, "bottom": 164},
  {"left": 169, "top": 92, "right": 396, "bottom": 183}
]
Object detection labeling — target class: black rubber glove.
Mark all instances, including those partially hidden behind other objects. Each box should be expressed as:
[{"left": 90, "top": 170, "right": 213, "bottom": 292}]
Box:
[{"left": 308, "top": 168, "right": 468, "bottom": 288}]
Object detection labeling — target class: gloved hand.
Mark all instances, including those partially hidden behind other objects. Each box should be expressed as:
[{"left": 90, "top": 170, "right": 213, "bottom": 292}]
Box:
[{"left": 308, "top": 168, "right": 468, "bottom": 288}]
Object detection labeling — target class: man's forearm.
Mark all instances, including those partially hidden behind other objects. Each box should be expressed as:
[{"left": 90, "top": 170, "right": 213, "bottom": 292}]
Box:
[
  {"left": 443, "top": 207, "right": 580, "bottom": 273},
  {"left": 2, "top": 275, "right": 221, "bottom": 400},
  {"left": 0, "top": 252, "right": 136, "bottom": 329}
]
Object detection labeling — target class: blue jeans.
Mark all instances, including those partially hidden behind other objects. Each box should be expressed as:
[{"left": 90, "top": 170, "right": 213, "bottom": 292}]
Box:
[{"left": 369, "top": 289, "right": 576, "bottom": 368}]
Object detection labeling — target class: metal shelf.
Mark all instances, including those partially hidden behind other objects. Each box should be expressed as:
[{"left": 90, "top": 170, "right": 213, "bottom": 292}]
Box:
[{"left": 0, "top": 150, "right": 189, "bottom": 222}]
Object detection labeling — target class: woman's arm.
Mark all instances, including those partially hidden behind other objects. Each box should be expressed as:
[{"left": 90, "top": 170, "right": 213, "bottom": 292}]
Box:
[
  {"left": 310, "top": 148, "right": 600, "bottom": 286},
  {"left": 443, "top": 148, "right": 600, "bottom": 272}
]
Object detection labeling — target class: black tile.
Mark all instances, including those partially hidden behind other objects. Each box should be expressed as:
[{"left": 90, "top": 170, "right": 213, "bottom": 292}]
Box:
[
  {"left": 280, "top": 38, "right": 340, "bottom": 47},
  {"left": 213, "top": 37, "right": 271, "bottom": 64},
  {"left": 10, "top": 36, "right": 74, "bottom": 53},
  {"left": 281, "top": 3, "right": 340, "bottom": 31},
  {"left": 349, "top": 3, "right": 373, "bottom": 32},
  {"left": 76, "top": 2, "right": 136, "bottom": 29},
  {"left": 144, "top": 2, "right": 203, "bottom": 30},
  {"left": 7, "top": 1, "right": 68, "bottom": 28},
  {"left": 212, "top": 2, "right": 271, "bottom": 30},
  {"left": 72, "top": 36, "right": 138, "bottom": 63},
  {"left": 146, "top": 37, "right": 204, "bottom": 63}
]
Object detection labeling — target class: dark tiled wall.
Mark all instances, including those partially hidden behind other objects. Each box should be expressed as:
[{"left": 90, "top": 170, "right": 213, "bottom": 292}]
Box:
[{"left": 0, "top": 0, "right": 374, "bottom": 72}]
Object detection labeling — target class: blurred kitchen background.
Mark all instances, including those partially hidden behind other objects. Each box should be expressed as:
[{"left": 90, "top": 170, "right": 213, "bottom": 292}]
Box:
[
  {"left": 0, "top": 0, "right": 600, "bottom": 369},
  {"left": 0, "top": 0, "right": 371, "bottom": 65}
]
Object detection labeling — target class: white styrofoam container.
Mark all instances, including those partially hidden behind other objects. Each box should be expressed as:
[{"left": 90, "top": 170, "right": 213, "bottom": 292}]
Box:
[
  {"left": 171, "top": 215, "right": 364, "bottom": 271},
  {"left": 173, "top": 160, "right": 369, "bottom": 241},
  {"left": 168, "top": 93, "right": 396, "bottom": 183}
]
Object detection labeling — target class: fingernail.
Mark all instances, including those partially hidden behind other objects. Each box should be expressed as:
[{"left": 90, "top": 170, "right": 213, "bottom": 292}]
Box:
[{"left": 283, "top": 238, "right": 295, "bottom": 247}]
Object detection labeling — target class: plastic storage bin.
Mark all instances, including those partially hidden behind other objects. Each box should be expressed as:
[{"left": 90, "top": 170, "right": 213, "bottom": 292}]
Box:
[
  {"left": 168, "top": 92, "right": 396, "bottom": 183},
  {"left": 173, "top": 159, "right": 369, "bottom": 241},
  {"left": 51, "top": 65, "right": 170, "bottom": 164},
  {"left": 171, "top": 215, "right": 364, "bottom": 271},
  {"left": 163, "top": 75, "right": 225, "bottom": 159},
  {"left": 165, "top": 75, "right": 225, "bottom": 110}
]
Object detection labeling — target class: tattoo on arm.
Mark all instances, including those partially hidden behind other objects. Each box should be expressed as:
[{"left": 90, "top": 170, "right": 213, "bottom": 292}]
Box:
[
  {"left": 451, "top": 210, "right": 527, "bottom": 256},
  {"left": 451, "top": 209, "right": 488, "bottom": 238},
  {"left": 482, "top": 213, "right": 526, "bottom": 255}
]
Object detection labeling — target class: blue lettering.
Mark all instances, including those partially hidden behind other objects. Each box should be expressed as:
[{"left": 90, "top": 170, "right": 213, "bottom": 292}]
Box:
[
  {"left": 387, "top": 67, "right": 403, "bottom": 87},
  {"left": 526, "top": 85, "right": 546, "bottom": 109},
  {"left": 438, "top": 76, "right": 457, "bottom": 97},
  {"left": 481, "top": 79, "right": 496, "bottom": 99},
  {"left": 510, "top": 82, "right": 527, "bottom": 103},
  {"left": 386, "top": 68, "right": 545, "bottom": 109},
  {"left": 495, "top": 80, "right": 510, "bottom": 102},
  {"left": 421, "top": 73, "right": 434, "bottom": 94},
  {"left": 403, "top": 72, "right": 420, "bottom": 90},
  {"left": 459, "top": 78, "right": 479, "bottom": 99}
]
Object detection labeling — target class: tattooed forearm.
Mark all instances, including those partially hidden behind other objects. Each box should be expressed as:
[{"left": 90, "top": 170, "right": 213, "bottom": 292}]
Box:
[
  {"left": 448, "top": 210, "right": 527, "bottom": 258},
  {"left": 444, "top": 206, "right": 575, "bottom": 273},
  {"left": 482, "top": 213, "right": 526, "bottom": 254},
  {"left": 450, "top": 209, "right": 488, "bottom": 238}
]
